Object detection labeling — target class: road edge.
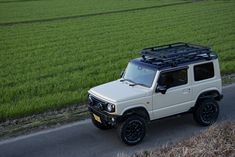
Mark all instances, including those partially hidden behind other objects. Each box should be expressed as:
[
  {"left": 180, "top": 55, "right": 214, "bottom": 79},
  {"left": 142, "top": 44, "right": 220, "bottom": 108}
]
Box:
[{"left": 0, "top": 83, "right": 235, "bottom": 145}]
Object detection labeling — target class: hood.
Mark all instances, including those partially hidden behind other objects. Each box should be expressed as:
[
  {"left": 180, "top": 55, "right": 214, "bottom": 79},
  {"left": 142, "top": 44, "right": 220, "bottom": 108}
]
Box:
[{"left": 89, "top": 80, "right": 150, "bottom": 103}]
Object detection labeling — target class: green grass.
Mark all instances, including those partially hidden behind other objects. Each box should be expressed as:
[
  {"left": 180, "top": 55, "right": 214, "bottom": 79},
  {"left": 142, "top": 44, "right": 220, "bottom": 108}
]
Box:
[
  {"left": 0, "top": 0, "right": 187, "bottom": 23},
  {"left": 0, "top": 0, "right": 235, "bottom": 121}
]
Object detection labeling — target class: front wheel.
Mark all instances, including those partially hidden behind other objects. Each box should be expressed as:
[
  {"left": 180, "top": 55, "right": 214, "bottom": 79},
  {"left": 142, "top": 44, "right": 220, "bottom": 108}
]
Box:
[
  {"left": 118, "top": 115, "right": 146, "bottom": 145},
  {"left": 193, "top": 99, "right": 219, "bottom": 126}
]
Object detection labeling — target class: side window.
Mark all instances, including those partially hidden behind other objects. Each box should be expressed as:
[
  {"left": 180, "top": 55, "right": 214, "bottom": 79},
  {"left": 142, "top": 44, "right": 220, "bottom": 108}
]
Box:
[
  {"left": 158, "top": 68, "right": 188, "bottom": 89},
  {"left": 194, "top": 62, "right": 214, "bottom": 81}
]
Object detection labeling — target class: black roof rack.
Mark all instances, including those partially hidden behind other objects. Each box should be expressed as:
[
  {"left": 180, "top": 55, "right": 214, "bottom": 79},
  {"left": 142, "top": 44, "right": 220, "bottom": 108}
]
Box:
[{"left": 140, "top": 42, "right": 214, "bottom": 68}]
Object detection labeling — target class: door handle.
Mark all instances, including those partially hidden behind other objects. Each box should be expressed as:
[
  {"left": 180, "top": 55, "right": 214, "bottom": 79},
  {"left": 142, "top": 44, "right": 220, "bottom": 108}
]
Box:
[{"left": 183, "top": 88, "right": 190, "bottom": 94}]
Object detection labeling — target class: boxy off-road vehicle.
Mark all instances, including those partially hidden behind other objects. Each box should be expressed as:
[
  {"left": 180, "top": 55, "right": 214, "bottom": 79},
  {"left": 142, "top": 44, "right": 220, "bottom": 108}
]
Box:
[{"left": 88, "top": 42, "right": 223, "bottom": 145}]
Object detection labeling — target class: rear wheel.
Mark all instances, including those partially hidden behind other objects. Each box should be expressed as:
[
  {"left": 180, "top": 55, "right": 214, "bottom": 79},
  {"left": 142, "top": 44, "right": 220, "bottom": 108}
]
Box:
[
  {"left": 193, "top": 99, "right": 219, "bottom": 126},
  {"left": 91, "top": 114, "right": 112, "bottom": 130},
  {"left": 118, "top": 115, "right": 146, "bottom": 145}
]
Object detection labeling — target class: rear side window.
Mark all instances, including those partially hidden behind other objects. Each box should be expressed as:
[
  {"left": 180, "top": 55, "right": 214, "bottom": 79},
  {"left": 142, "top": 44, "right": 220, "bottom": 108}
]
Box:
[
  {"left": 194, "top": 62, "right": 214, "bottom": 81},
  {"left": 158, "top": 68, "right": 188, "bottom": 89}
]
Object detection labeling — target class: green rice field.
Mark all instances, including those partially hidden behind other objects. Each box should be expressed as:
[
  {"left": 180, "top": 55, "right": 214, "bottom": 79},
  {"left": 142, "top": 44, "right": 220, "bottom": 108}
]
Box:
[{"left": 0, "top": 0, "right": 235, "bottom": 121}]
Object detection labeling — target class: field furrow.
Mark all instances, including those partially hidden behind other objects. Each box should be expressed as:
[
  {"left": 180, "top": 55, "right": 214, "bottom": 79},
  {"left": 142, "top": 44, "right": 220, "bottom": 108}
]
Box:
[{"left": 0, "top": 0, "right": 234, "bottom": 121}]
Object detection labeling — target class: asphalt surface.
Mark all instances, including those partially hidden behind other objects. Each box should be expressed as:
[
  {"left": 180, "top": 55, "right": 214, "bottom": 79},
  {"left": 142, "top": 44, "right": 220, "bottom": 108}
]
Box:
[{"left": 0, "top": 84, "right": 234, "bottom": 157}]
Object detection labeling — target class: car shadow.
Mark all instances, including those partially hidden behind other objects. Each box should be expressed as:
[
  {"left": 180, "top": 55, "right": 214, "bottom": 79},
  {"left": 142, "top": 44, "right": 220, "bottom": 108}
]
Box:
[{"left": 90, "top": 113, "right": 227, "bottom": 157}]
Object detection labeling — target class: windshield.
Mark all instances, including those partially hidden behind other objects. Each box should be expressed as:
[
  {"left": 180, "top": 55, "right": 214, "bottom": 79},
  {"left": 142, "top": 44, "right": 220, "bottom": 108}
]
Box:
[{"left": 123, "top": 62, "right": 157, "bottom": 87}]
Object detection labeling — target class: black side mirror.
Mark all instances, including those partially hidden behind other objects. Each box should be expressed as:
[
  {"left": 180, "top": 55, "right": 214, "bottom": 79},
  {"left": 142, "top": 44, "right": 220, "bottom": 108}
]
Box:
[
  {"left": 156, "top": 85, "right": 167, "bottom": 94},
  {"left": 120, "top": 70, "right": 124, "bottom": 78}
]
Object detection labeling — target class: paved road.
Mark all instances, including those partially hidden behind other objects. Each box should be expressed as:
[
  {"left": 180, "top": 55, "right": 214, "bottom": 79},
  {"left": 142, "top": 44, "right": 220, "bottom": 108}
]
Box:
[{"left": 0, "top": 84, "right": 235, "bottom": 157}]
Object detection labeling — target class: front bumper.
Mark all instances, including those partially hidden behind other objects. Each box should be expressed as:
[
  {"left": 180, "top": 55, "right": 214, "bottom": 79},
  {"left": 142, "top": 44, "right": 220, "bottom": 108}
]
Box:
[{"left": 88, "top": 106, "right": 120, "bottom": 126}]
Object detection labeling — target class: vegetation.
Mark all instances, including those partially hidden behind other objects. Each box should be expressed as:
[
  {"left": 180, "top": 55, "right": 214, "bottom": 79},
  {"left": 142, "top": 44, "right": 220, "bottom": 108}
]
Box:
[
  {"left": 118, "top": 122, "right": 235, "bottom": 157},
  {"left": 0, "top": 0, "right": 187, "bottom": 24},
  {"left": 0, "top": 0, "right": 235, "bottom": 121}
]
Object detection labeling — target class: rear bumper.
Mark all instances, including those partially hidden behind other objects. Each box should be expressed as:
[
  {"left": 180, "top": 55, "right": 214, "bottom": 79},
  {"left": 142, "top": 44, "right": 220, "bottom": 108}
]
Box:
[{"left": 88, "top": 106, "right": 120, "bottom": 126}]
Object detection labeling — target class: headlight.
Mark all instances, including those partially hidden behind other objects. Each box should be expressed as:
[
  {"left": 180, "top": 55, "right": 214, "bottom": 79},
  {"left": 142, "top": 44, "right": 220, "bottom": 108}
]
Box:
[
  {"left": 106, "top": 103, "right": 115, "bottom": 112},
  {"left": 88, "top": 94, "right": 93, "bottom": 105}
]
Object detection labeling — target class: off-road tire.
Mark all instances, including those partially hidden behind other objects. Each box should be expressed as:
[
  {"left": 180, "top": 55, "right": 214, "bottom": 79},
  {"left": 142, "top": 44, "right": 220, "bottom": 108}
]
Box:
[
  {"left": 193, "top": 99, "right": 219, "bottom": 126},
  {"left": 118, "top": 115, "right": 146, "bottom": 145}
]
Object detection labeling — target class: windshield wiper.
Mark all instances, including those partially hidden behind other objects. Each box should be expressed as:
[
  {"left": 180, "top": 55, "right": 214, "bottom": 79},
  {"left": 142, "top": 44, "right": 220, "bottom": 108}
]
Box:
[
  {"left": 129, "top": 82, "right": 148, "bottom": 87},
  {"left": 120, "top": 79, "right": 147, "bottom": 87},
  {"left": 120, "top": 78, "right": 135, "bottom": 84}
]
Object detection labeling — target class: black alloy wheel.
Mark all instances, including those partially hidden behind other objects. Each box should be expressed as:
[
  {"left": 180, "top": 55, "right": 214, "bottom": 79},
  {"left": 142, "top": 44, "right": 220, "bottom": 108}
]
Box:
[
  {"left": 118, "top": 115, "right": 146, "bottom": 145},
  {"left": 193, "top": 99, "right": 219, "bottom": 126}
]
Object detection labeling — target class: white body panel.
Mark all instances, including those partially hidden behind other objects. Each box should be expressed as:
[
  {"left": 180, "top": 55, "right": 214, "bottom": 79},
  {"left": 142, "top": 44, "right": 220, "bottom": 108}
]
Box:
[
  {"left": 191, "top": 60, "right": 222, "bottom": 101},
  {"left": 89, "top": 80, "right": 148, "bottom": 103},
  {"left": 89, "top": 80, "right": 153, "bottom": 116},
  {"left": 152, "top": 71, "right": 193, "bottom": 119}
]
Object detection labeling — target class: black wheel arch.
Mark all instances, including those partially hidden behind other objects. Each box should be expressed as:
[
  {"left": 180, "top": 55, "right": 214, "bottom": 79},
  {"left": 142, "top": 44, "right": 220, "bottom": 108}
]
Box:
[
  {"left": 121, "top": 107, "right": 150, "bottom": 122},
  {"left": 190, "top": 90, "right": 222, "bottom": 112},
  {"left": 196, "top": 90, "right": 222, "bottom": 102}
]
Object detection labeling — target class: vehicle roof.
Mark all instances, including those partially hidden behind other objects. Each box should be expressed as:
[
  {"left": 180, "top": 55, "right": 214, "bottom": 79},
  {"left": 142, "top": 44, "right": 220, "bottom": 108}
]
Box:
[{"left": 130, "top": 42, "right": 218, "bottom": 71}]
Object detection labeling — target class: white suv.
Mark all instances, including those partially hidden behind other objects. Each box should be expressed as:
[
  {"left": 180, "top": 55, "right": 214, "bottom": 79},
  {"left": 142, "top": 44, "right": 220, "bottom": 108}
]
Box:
[{"left": 88, "top": 42, "right": 223, "bottom": 145}]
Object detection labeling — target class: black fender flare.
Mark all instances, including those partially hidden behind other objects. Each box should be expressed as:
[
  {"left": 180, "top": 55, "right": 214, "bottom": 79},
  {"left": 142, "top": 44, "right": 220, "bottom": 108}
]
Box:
[
  {"left": 190, "top": 90, "right": 222, "bottom": 112},
  {"left": 121, "top": 107, "right": 150, "bottom": 122}
]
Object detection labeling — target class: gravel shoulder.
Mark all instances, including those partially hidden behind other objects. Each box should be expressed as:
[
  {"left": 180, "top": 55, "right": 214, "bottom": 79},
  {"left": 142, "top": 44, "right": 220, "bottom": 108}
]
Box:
[{"left": 0, "top": 105, "right": 89, "bottom": 140}]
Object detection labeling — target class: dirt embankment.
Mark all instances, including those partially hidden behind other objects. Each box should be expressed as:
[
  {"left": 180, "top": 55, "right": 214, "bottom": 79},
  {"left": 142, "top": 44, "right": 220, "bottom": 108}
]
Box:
[{"left": 119, "top": 122, "right": 235, "bottom": 157}]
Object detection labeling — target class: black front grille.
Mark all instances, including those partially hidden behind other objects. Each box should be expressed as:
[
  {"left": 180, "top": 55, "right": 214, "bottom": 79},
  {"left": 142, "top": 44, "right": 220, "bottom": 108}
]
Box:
[{"left": 89, "top": 95, "right": 107, "bottom": 111}]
